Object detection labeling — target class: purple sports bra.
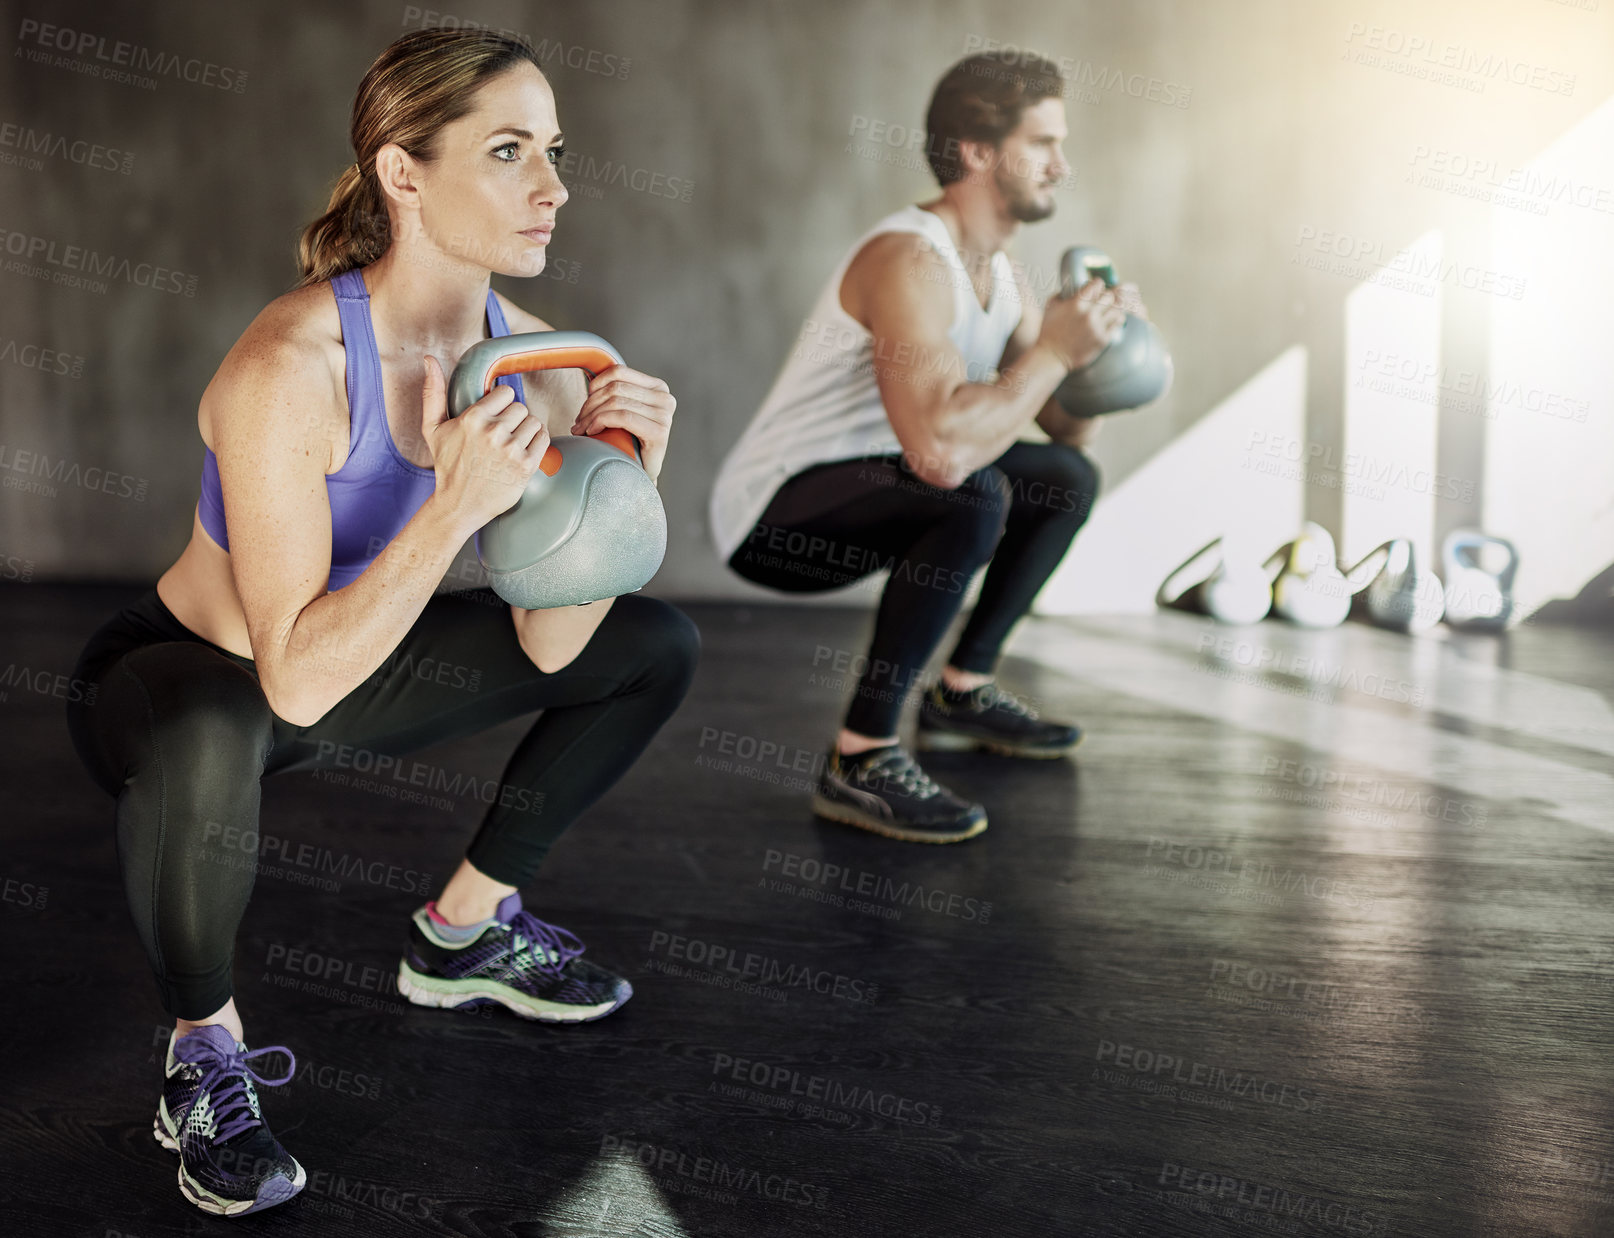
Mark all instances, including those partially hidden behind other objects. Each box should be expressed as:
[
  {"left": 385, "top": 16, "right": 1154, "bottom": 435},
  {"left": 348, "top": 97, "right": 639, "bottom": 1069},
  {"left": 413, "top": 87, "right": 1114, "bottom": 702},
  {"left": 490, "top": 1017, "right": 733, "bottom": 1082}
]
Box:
[{"left": 195, "top": 267, "right": 528, "bottom": 591}]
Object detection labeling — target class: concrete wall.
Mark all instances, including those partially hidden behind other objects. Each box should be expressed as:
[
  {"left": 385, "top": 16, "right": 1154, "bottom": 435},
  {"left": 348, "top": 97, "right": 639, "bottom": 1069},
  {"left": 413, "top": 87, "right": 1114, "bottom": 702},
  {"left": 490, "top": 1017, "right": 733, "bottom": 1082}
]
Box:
[{"left": 2, "top": 0, "right": 1609, "bottom": 614}]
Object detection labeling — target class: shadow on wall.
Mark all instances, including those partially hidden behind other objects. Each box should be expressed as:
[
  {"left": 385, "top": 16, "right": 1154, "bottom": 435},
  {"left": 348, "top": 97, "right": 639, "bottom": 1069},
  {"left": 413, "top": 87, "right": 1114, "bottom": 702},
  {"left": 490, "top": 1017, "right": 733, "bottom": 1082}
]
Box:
[{"left": 1528, "top": 561, "right": 1614, "bottom": 627}]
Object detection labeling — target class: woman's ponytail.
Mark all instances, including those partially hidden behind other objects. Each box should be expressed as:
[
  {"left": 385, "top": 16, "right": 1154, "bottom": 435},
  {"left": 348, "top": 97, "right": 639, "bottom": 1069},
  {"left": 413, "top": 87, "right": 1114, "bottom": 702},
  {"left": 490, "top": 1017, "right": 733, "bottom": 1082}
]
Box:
[{"left": 294, "top": 160, "right": 392, "bottom": 289}]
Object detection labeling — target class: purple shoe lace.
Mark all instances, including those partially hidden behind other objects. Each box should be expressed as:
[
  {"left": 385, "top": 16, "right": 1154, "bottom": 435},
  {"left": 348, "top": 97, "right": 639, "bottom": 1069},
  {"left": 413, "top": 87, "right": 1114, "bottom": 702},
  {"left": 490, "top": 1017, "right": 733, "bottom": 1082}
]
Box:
[
  {"left": 173, "top": 1033, "right": 296, "bottom": 1142},
  {"left": 507, "top": 909, "right": 587, "bottom": 974}
]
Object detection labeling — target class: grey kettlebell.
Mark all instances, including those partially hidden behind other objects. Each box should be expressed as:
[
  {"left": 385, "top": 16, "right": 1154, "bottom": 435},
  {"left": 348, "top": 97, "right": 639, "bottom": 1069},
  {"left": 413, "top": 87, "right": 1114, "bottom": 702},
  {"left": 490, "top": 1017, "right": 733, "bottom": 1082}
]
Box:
[
  {"left": 447, "top": 331, "right": 668, "bottom": 609},
  {"left": 1345, "top": 538, "right": 1445, "bottom": 634},
  {"left": 1052, "top": 246, "right": 1173, "bottom": 418},
  {"left": 1441, "top": 530, "right": 1519, "bottom": 631}
]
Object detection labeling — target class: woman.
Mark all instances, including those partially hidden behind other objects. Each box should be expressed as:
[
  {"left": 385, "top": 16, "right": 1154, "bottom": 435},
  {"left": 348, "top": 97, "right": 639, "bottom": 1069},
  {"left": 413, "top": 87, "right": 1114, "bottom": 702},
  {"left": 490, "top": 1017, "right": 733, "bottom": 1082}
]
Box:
[{"left": 63, "top": 28, "right": 698, "bottom": 1218}]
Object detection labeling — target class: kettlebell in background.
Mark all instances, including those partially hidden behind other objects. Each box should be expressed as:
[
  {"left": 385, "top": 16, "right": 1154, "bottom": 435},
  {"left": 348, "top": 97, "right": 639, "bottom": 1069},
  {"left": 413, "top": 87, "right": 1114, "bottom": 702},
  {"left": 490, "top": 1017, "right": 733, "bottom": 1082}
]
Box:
[
  {"left": 1051, "top": 246, "right": 1174, "bottom": 418},
  {"left": 1345, "top": 539, "right": 1445, "bottom": 634},
  {"left": 1267, "top": 522, "right": 1352, "bottom": 629},
  {"left": 1441, "top": 530, "right": 1519, "bottom": 631},
  {"left": 1157, "top": 536, "right": 1273, "bottom": 625},
  {"left": 447, "top": 331, "right": 668, "bottom": 610}
]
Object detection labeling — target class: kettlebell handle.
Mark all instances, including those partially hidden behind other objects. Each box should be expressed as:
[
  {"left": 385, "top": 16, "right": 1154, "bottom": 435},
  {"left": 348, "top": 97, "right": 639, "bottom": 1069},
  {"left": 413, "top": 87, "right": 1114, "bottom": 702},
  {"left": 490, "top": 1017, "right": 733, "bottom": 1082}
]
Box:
[
  {"left": 1059, "top": 246, "right": 1119, "bottom": 298},
  {"left": 1443, "top": 530, "right": 1520, "bottom": 591},
  {"left": 447, "top": 330, "right": 643, "bottom": 476}
]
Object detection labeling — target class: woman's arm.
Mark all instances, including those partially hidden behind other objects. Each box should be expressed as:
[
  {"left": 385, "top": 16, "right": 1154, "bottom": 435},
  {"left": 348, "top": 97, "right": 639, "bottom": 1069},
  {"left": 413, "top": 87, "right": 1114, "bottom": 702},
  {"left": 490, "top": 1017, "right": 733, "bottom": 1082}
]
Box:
[{"left": 214, "top": 324, "right": 483, "bottom": 726}]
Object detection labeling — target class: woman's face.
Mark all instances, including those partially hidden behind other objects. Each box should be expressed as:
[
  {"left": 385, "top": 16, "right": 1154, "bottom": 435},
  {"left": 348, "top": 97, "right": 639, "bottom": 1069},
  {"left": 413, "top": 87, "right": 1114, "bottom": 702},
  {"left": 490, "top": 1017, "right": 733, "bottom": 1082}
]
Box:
[{"left": 407, "top": 61, "right": 569, "bottom": 279}]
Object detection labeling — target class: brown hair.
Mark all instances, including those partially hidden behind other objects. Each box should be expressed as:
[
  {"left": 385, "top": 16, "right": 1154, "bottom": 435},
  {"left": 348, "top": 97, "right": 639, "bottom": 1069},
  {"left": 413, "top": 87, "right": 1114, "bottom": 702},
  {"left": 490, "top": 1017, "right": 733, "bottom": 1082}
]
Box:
[
  {"left": 294, "top": 28, "right": 546, "bottom": 288},
  {"left": 924, "top": 51, "right": 1066, "bottom": 186}
]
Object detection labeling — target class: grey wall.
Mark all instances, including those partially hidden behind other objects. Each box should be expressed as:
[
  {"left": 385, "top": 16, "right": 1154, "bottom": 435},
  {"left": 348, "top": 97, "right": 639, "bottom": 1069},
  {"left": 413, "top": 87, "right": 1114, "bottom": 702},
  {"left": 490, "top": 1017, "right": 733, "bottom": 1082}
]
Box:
[{"left": 2, "top": 0, "right": 1608, "bottom": 603}]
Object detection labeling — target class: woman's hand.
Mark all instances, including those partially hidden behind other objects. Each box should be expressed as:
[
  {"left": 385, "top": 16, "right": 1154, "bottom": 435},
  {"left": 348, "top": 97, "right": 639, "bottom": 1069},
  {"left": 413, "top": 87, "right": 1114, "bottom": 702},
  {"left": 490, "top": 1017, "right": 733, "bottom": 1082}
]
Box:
[
  {"left": 421, "top": 354, "right": 550, "bottom": 532},
  {"left": 570, "top": 364, "right": 676, "bottom": 484}
]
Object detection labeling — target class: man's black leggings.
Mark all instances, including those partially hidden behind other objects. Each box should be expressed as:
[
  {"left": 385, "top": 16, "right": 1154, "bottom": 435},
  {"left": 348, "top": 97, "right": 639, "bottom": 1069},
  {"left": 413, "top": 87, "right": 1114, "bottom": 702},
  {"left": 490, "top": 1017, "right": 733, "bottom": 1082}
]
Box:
[
  {"left": 64, "top": 585, "right": 699, "bottom": 1021},
  {"left": 727, "top": 440, "right": 1099, "bottom": 736}
]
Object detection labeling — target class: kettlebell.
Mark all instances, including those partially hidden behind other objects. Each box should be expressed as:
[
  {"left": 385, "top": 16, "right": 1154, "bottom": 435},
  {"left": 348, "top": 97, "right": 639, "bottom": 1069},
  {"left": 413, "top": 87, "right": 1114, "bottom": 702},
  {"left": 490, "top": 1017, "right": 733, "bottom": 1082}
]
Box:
[
  {"left": 1344, "top": 539, "right": 1445, "bottom": 634},
  {"left": 1267, "top": 522, "right": 1352, "bottom": 629},
  {"left": 447, "top": 330, "right": 668, "bottom": 610},
  {"left": 1441, "top": 530, "right": 1519, "bottom": 631},
  {"left": 1157, "top": 536, "right": 1273, "bottom": 625},
  {"left": 1051, "top": 246, "right": 1173, "bottom": 418}
]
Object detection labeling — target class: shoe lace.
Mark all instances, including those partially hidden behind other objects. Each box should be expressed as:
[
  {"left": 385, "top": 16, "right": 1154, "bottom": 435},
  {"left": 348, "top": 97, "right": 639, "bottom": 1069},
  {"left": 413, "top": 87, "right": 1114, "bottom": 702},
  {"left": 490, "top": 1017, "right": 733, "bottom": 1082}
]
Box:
[
  {"left": 172, "top": 1038, "right": 296, "bottom": 1143},
  {"left": 864, "top": 749, "right": 941, "bottom": 800},
  {"left": 976, "top": 682, "right": 1039, "bottom": 720},
  {"left": 508, "top": 910, "right": 587, "bottom": 974}
]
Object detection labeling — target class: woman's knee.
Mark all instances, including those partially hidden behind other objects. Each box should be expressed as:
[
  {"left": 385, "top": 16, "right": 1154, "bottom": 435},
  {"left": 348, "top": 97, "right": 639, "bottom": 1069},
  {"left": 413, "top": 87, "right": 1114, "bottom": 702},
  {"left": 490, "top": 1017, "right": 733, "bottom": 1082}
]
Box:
[
  {"left": 116, "top": 643, "right": 275, "bottom": 773},
  {"left": 616, "top": 597, "right": 701, "bottom": 695}
]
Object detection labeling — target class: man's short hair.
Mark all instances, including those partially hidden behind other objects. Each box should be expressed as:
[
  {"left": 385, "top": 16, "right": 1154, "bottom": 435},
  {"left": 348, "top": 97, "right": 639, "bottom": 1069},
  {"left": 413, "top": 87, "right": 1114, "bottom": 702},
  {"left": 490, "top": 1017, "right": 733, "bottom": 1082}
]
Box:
[{"left": 925, "top": 51, "right": 1066, "bottom": 186}]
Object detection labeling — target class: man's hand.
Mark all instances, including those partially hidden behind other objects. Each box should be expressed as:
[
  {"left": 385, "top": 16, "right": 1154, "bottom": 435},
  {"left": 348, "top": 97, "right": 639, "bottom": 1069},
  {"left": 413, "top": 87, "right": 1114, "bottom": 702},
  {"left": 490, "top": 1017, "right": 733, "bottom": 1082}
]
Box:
[
  {"left": 1115, "top": 280, "right": 1150, "bottom": 322},
  {"left": 1038, "top": 276, "right": 1126, "bottom": 371},
  {"left": 1044, "top": 413, "right": 1102, "bottom": 450}
]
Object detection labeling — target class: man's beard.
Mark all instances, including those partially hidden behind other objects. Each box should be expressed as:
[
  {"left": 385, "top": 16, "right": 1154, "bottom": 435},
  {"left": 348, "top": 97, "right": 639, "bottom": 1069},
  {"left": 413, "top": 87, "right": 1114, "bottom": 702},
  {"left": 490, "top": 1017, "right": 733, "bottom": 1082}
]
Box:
[{"left": 1000, "top": 169, "right": 1057, "bottom": 223}]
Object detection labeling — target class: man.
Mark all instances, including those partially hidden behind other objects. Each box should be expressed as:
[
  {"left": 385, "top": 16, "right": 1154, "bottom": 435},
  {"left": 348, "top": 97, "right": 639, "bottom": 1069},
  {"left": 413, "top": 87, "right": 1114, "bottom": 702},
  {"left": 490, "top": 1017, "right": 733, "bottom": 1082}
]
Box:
[{"left": 709, "top": 50, "right": 1145, "bottom": 843}]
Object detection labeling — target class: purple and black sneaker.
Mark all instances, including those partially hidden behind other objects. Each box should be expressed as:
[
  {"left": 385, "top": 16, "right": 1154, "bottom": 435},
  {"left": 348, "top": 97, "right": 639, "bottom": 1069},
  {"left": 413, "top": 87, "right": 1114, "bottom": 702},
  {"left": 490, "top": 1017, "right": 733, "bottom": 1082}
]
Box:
[
  {"left": 153, "top": 1023, "right": 305, "bottom": 1216},
  {"left": 397, "top": 892, "right": 632, "bottom": 1023}
]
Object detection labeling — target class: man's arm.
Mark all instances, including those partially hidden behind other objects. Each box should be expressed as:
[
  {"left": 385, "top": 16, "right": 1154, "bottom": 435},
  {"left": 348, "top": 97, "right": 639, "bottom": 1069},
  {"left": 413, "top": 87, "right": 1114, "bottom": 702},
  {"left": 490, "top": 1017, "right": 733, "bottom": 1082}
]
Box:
[
  {"left": 847, "top": 232, "right": 1118, "bottom": 486},
  {"left": 846, "top": 232, "right": 1073, "bottom": 490},
  {"left": 998, "top": 262, "right": 1102, "bottom": 450}
]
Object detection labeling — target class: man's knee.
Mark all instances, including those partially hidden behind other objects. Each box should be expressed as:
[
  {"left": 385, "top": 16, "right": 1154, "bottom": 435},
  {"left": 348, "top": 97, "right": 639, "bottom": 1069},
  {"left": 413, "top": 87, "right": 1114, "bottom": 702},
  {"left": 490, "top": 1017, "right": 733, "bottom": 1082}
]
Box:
[
  {"left": 1059, "top": 444, "right": 1101, "bottom": 519},
  {"left": 952, "top": 466, "right": 1012, "bottom": 559},
  {"left": 1022, "top": 444, "right": 1100, "bottom": 522}
]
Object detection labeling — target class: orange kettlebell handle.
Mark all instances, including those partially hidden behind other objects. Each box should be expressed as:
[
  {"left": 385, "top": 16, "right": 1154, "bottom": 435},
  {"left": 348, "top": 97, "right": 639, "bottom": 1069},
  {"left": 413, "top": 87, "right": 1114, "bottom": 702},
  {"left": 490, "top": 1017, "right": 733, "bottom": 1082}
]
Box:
[{"left": 454, "top": 335, "right": 642, "bottom": 477}]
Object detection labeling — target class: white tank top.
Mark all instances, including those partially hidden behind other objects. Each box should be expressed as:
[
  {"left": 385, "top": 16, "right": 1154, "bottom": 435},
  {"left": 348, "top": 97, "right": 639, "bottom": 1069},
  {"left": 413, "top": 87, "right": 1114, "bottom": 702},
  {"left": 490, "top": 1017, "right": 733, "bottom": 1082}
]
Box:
[{"left": 708, "top": 203, "right": 1024, "bottom": 562}]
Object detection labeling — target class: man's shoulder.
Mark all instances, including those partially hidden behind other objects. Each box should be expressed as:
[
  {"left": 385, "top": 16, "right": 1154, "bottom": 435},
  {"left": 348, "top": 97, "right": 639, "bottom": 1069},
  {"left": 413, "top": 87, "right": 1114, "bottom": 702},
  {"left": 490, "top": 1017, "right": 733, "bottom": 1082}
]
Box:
[{"left": 842, "top": 226, "right": 954, "bottom": 305}]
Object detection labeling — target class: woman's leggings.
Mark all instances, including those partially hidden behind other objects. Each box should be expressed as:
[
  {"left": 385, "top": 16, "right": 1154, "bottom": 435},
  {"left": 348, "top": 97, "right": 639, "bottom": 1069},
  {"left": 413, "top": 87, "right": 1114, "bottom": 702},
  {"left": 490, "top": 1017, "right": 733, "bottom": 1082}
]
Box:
[
  {"left": 64, "top": 585, "right": 699, "bottom": 1021},
  {"left": 727, "top": 440, "right": 1099, "bottom": 737}
]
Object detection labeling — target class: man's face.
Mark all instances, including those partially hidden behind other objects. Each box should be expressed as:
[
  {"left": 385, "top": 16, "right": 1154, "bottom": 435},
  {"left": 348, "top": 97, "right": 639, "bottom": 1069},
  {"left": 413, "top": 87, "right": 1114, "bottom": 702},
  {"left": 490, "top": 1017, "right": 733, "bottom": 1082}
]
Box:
[
  {"left": 990, "top": 97, "right": 1069, "bottom": 223},
  {"left": 403, "top": 60, "right": 570, "bottom": 277}
]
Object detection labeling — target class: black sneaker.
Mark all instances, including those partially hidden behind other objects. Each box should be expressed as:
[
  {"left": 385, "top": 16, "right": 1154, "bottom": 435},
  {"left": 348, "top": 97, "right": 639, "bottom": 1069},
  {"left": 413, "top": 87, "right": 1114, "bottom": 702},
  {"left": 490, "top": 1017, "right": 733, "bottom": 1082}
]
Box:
[
  {"left": 153, "top": 1023, "right": 305, "bottom": 1217},
  {"left": 811, "top": 743, "right": 987, "bottom": 843},
  {"left": 917, "top": 681, "right": 1082, "bottom": 758},
  {"left": 397, "top": 893, "right": 632, "bottom": 1022}
]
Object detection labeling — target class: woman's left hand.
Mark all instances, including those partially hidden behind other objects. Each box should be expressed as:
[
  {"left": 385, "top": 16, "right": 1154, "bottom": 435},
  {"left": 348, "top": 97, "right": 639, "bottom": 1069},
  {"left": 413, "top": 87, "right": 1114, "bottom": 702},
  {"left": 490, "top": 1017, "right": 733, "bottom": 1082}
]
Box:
[{"left": 571, "top": 364, "right": 676, "bottom": 484}]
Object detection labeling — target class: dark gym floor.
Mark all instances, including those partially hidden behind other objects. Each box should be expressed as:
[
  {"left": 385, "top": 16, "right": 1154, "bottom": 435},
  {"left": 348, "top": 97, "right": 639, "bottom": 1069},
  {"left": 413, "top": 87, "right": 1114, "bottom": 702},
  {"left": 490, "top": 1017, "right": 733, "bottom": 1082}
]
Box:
[{"left": 4, "top": 582, "right": 1613, "bottom": 1237}]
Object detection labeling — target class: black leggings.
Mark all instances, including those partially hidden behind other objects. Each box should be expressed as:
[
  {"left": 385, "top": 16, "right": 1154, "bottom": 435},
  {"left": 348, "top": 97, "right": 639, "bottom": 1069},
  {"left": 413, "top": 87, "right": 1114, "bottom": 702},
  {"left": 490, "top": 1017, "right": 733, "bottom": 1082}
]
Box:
[
  {"left": 727, "top": 441, "right": 1098, "bottom": 736},
  {"left": 64, "top": 585, "right": 699, "bottom": 1020}
]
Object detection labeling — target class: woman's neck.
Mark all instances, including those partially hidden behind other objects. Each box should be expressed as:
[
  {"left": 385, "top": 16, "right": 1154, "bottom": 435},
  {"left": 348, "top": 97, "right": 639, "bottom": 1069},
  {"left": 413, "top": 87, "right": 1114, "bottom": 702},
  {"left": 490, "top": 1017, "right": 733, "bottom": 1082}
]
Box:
[{"left": 359, "top": 247, "right": 493, "bottom": 353}]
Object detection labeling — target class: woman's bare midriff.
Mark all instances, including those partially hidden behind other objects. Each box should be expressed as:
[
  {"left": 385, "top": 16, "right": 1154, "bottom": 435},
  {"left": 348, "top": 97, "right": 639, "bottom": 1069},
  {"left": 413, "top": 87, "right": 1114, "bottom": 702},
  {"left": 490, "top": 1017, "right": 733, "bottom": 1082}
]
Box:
[{"left": 155, "top": 514, "right": 258, "bottom": 658}]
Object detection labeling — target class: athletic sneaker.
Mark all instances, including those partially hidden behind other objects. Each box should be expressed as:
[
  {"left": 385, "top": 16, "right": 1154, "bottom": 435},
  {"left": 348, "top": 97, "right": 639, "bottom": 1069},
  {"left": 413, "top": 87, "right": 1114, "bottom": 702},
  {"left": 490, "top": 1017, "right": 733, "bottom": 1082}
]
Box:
[
  {"left": 916, "top": 680, "right": 1082, "bottom": 758},
  {"left": 811, "top": 742, "right": 988, "bottom": 843},
  {"left": 153, "top": 1023, "right": 305, "bottom": 1217},
  {"left": 397, "top": 892, "right": 632, "bottom": 1022}
]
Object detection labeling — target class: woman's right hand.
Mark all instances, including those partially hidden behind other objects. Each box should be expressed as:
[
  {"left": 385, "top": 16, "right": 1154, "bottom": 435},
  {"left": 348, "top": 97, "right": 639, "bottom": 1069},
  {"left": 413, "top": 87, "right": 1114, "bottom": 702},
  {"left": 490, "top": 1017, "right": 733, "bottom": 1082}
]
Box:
[{"left": 420, "top": 354, "right": 551, "bottom": 531}]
